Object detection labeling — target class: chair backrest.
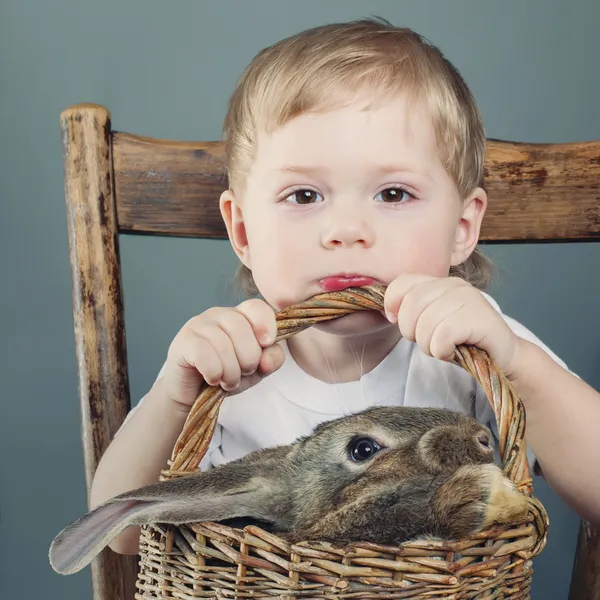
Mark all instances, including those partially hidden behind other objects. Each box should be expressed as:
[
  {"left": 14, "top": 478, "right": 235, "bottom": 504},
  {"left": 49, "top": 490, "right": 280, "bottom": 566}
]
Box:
[{"left": 59, "top": 102, "right": 600, "bottom": 600}]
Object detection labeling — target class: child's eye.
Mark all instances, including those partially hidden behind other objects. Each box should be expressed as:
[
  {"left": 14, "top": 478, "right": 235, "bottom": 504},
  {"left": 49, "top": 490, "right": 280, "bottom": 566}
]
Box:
[
  {"left": 284, "top": 189, "right": 324, "bottom": 204},
  {"left": 375, "top": 187, "right": 415, "bottom": 203}
]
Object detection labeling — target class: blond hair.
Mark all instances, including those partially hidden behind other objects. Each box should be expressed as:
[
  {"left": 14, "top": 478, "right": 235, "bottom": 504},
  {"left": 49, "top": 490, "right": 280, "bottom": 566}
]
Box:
[{"left": 222, "top": 18, "right": 495, "bottom": 297}]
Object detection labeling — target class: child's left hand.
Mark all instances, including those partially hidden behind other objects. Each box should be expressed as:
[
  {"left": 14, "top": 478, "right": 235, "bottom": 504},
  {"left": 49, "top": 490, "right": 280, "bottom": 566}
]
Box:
[{"left": 383, "top": 274, "right": 523, "bottom": 380}]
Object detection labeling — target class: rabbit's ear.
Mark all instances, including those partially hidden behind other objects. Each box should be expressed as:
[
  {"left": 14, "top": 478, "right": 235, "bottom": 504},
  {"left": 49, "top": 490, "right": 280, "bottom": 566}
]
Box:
[
  {"left": 49, "top": 495, "right": 157, "bottom": 575},
  {"left": 49, "top": 461, "right": 287, "bottom": 575}
]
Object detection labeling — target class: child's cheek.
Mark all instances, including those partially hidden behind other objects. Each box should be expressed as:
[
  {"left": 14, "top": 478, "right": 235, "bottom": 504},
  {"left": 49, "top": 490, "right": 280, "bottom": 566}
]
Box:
[{"left": 384, "top": 236, "right": 456, "bottom": 280}]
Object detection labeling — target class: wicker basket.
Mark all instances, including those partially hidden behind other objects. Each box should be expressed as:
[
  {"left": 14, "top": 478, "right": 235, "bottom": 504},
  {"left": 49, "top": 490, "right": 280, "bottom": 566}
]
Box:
[{"left": 134, "top": 285, "right": 548, "bottom": 599}]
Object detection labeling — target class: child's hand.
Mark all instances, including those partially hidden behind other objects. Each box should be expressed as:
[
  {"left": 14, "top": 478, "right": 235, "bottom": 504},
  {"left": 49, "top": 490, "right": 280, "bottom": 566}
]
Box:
[
  {"left": 383, "top": 274, "right": 522, "bottom": 380},
  {"left": 161, "top": 299, "right": 283, "bottom": 408}
]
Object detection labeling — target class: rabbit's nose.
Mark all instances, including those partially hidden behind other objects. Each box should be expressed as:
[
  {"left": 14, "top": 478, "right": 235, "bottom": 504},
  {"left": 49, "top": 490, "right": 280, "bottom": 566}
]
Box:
[{"left": 476, "top": 431, "right": 492, "bottom": 452}]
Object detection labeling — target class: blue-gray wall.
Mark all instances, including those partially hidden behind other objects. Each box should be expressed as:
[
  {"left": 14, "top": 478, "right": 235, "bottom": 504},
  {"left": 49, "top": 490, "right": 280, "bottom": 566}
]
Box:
[{"left": 1, "top": 1, "right": 599, "bottom": 598}]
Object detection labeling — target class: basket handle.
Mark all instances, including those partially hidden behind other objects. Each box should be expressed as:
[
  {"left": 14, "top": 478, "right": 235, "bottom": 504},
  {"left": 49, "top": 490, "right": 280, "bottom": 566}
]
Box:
[{"left": 161, "top": 285, "right": 532, "bottom": 494}]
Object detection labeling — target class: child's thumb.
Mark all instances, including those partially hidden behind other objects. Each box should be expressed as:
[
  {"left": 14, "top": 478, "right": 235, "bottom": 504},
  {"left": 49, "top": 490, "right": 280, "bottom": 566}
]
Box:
[{"left": 260, "top": 342, "right": 285, "bottom": 375}]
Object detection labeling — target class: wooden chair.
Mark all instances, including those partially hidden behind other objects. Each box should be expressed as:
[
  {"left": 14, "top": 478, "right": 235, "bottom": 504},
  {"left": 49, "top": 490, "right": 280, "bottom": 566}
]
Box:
[{"left": 59, "top": 102, "right": 600, "bottom": 600}]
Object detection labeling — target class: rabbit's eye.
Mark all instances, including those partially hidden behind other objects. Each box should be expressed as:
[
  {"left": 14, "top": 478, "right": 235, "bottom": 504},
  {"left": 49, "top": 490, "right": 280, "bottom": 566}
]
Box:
[{"left": 349, "top": 438, "right": 382, "bottom": 462}]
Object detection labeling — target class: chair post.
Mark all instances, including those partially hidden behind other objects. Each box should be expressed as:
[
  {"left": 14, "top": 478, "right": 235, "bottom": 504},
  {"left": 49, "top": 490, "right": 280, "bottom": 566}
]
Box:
[
  {"left": 60, "top": 103, "right": 138, "bottom": 600},
  {"left": 569, "top": 521, "right": 600, "bottom": 599}
]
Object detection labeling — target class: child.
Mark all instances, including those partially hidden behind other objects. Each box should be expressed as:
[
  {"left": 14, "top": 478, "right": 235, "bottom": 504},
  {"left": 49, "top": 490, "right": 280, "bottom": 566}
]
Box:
[{"left": 89, "top": 18, "right": 600, "bottom": 554}]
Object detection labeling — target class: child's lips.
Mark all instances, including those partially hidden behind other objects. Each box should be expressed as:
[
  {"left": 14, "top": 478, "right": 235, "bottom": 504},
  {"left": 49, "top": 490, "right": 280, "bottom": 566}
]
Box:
[{"left": 318, "top": 275, "right": 378, "bottom": 292}]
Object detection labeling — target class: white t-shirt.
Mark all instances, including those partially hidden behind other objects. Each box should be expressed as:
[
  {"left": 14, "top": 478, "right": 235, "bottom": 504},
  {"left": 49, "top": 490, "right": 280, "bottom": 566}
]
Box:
[{"left": 123, "top": 291, "right": 573, "bottom": 476}]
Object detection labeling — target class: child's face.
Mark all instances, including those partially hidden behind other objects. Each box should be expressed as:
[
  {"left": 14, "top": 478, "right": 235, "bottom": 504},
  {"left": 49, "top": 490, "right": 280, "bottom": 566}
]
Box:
[{"left": 221, "top": 93, "right": 486, "bottom": 318}]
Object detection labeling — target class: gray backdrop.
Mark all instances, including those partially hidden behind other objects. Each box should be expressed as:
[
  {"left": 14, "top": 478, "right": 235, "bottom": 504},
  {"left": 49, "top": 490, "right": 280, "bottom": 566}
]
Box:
[{"left": 1, "top": 1, "right": 599, "bottom": 598}]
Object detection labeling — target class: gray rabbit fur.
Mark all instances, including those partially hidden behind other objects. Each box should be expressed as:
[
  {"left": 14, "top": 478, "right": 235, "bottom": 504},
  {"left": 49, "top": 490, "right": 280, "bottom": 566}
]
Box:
[{"left": 49, "top": 406, "right": 529, "bottom": 575}]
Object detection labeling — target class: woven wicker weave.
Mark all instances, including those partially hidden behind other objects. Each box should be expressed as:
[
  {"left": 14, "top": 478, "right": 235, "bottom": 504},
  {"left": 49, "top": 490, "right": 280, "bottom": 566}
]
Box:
[{"left": 134, "top": 284, "right": 548, "bottom": 599}]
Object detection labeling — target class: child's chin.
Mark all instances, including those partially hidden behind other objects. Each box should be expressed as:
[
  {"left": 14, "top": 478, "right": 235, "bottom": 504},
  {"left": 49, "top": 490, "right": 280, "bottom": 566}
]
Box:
[{"left": 312, "top": 310, "right": 392, "bottom": 336}]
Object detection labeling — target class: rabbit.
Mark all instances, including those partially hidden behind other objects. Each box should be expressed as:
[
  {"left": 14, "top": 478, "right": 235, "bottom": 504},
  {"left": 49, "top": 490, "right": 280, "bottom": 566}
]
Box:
[{"left": 49, "top": 406, "right": 530, "bottom": 575}]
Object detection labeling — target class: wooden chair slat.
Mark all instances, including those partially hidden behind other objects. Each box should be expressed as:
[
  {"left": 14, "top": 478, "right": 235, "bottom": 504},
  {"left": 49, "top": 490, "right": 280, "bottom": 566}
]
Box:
[{"left": 113, "top": 132, "right": 228, "bottom": 238}]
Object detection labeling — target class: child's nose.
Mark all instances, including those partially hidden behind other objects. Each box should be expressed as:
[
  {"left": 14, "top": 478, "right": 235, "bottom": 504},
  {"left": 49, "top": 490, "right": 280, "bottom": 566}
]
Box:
[{"left": 321, "top": 216, "right": 374, "bottom": 249}]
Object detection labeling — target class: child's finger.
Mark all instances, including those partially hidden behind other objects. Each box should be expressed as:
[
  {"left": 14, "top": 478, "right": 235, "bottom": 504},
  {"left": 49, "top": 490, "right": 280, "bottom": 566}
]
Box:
[
  {"left": 383, "top": 274, "right": 437, "bottom": 323},
  {"left": 397, "top": 282, "right": 448, "bottom": 341},
  {"left": 412, "top": 288, "right": 469, "bottom": 352},
  {"left": 428, "top": 306, "right": 476, "bottom": 361},
  {"left": 258, "top": 343, "right": 285, "bottom": 376},
  {"left": 236, "top": 298, "right": 278, "bottom": 347},
  {"left": 203, "top": 310, "right": 264, "bottom": 377},
  {"left": 229, "top": 344, "right": 285, "bottom": 395},
  {"left": 185, "top": 324, "right": 241, "bottom": 389}
]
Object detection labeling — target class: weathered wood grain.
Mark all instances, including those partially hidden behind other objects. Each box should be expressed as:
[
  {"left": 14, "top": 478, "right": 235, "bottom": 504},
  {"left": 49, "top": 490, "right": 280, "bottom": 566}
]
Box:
[
  {"left": 483, "top": 138, "right": 600, "bottom": 241},
  {"left": 60, "top": 103, "right": 138, "bottom": 600},
  {"left": 569, "top": 522, "right": 600, "bottom": 600},
  {"left": 113, "top": 132, "right": 228, "bottom": 238}
]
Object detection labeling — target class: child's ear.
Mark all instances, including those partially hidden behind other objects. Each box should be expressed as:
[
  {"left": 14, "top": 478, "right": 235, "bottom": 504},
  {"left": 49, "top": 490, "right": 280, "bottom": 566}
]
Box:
[
  {"left": 450, "top": 186, "right": 488, "bottom": 266},
  {"left": 220, "top": 189, "right": 252, "bottom": 269}
]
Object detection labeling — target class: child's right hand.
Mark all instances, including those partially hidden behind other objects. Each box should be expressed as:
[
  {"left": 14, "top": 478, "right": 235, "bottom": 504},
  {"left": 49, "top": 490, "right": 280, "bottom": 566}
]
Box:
[{"left": 161, "top": 299, "right": 284, "bottom": 409}]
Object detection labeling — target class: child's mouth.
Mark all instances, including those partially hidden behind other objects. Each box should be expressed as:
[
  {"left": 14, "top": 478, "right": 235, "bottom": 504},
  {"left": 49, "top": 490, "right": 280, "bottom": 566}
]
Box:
[{"left": 318, "top": 275, "right": 377, "bottom": 292}]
